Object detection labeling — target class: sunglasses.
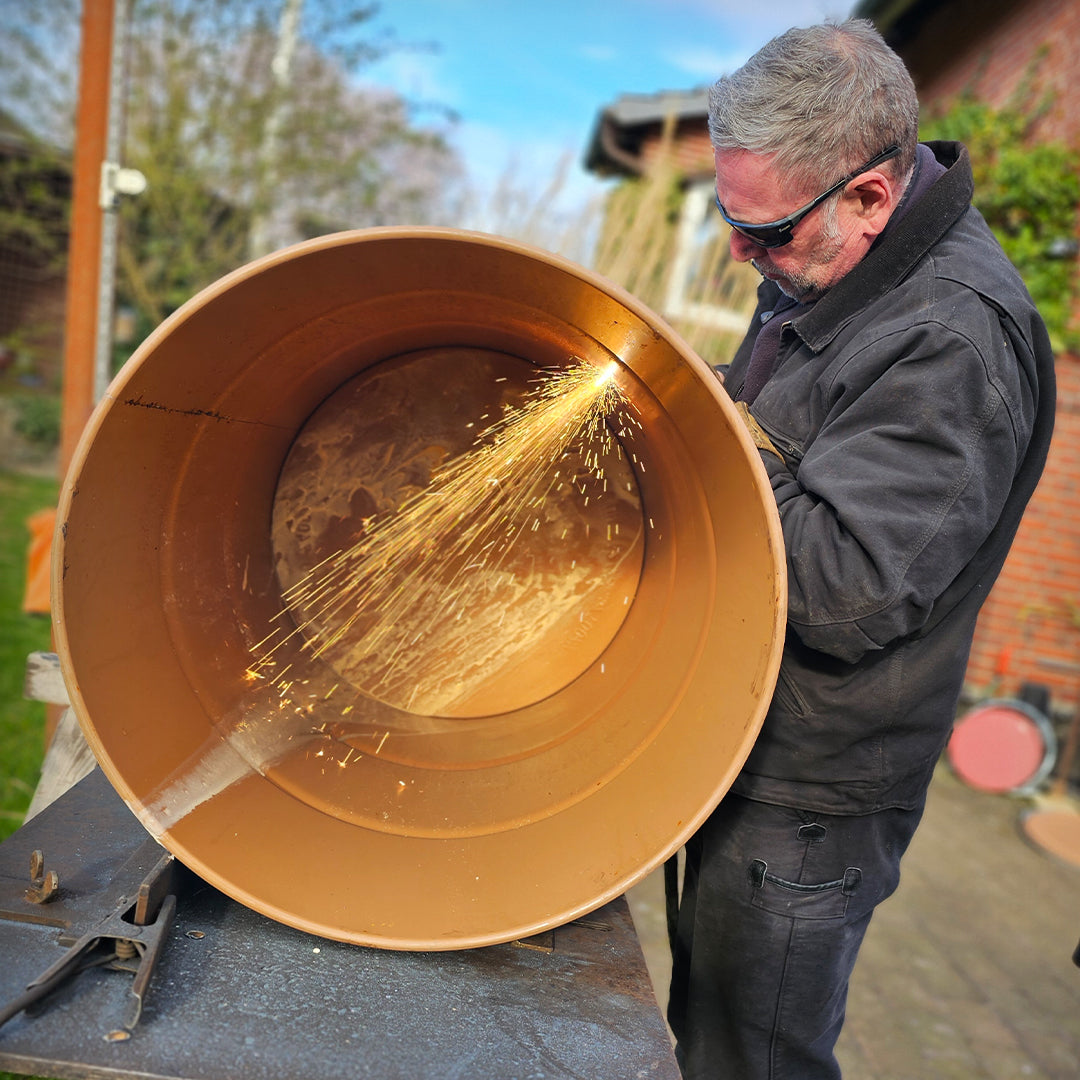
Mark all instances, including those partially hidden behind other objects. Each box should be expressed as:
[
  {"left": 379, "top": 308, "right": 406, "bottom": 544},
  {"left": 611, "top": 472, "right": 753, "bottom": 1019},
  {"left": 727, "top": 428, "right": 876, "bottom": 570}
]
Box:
[{"left": 714, "top": 144, "right": 902, "bottom": 249}]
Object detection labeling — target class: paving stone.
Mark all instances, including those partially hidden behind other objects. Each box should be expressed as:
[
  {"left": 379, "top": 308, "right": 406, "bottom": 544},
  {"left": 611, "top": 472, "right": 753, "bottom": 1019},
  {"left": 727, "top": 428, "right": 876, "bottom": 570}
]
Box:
[
  {"left": 838, "top": 766, "right": 1080, "bottom": 1079},
  {"left": 628, "top": 764, "right": 1080, "bottom": 1078}
]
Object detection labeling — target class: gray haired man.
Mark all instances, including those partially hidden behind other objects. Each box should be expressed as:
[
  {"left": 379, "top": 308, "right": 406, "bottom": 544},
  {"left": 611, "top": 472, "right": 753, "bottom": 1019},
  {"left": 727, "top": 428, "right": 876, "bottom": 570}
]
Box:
[{"left": 668, "top": 19, "right": 1055, "bottom": 1079}]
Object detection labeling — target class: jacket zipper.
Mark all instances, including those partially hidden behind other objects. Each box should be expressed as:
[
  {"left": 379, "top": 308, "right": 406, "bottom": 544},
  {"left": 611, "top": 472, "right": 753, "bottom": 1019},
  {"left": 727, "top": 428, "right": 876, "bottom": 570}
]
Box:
[{"left": 755, "top": 413, "right": 803, "bottom": 463}]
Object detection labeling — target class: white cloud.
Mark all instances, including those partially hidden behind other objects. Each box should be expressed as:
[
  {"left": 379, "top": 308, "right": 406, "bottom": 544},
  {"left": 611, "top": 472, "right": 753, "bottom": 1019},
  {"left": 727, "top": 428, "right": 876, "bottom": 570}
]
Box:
[
  {"left": 661, "top": 45, "right": 751, "bottom": 80},
  {"left": 578, "top": 43, "right": 618, "bottom": 63},
  {"left": 446, "top": 118, "right": 609, "bottom": 253},
  {"left": 363, "top": 48, "right": 461, "bottom": 110},
  {"left": 451, "top": 120, "right": 588, "bottom": 199},
  {"left": 641, "top": 0, "right": 849, "bottom": 29}
]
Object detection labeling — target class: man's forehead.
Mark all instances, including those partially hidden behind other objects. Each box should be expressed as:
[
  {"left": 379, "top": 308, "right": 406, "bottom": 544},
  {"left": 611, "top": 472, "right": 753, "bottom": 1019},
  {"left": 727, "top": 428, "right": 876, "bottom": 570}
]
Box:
[{"left": 713, "top": 148, "right": 804, "bottom": 216}]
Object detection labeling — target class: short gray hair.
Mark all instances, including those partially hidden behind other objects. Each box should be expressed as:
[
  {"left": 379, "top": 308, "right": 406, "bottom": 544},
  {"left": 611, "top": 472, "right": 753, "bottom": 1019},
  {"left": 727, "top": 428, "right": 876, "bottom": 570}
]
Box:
[{"left": 708, "top": 19, "right": 919, "bottom": 195}]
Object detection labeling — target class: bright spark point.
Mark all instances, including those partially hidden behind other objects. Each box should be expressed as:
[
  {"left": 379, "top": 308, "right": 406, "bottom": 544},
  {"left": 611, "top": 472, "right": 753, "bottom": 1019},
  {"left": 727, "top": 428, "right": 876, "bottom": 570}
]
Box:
[{"left": 592, "top": 361, "right": 619, "bottom": 388}]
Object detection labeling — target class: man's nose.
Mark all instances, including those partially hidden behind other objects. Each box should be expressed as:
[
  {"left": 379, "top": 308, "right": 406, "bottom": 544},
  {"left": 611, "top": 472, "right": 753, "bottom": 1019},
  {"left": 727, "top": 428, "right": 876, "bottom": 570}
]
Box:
[{"left": 729, "top": 229, "right": 765, "bottom": 263}]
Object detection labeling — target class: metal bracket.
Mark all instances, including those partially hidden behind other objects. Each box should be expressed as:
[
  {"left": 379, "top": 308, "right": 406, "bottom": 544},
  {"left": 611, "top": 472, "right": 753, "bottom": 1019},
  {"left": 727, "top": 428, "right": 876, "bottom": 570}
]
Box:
[
  {"left": 25, "top": 850, "right": 60, "bottom": 905},
  {"left": 99, "top": 160, "right": 147, "bottom": 210}
]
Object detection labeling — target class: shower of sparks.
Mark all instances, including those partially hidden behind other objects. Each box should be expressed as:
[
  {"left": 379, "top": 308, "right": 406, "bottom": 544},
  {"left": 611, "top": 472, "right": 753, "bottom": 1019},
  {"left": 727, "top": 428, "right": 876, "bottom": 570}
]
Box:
[{"left": 251, "top": 358, "right": 640, "bottom": 700}]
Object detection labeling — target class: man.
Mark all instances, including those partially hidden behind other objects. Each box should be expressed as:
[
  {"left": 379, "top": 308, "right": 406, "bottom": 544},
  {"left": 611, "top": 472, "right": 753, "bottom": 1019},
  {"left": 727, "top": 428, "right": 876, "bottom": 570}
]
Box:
[{"left": 667, "top": 19, "right": 1055, "bottom": 1079}]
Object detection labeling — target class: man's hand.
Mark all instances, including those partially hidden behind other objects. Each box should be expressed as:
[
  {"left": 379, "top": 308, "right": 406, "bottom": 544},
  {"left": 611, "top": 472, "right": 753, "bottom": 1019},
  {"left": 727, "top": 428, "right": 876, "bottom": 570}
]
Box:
[{"left": 735, "top": 402, "right": 782, "bottom": 458}]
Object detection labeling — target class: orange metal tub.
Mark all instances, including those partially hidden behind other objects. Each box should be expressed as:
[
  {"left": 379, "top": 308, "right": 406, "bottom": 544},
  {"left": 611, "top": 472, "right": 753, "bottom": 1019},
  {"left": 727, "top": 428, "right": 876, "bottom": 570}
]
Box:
[{"left": 54, "top": 228, "right": 785, "bottom": 950}]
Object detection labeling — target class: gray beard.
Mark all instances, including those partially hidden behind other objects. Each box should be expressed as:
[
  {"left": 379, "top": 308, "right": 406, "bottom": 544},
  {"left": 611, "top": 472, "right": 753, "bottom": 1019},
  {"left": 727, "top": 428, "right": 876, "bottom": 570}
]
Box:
[
  {"left": 752, "top": 261, "right": 819, "bottom": 302},
  {"left": 751, "top": 229, "right": 845, "bottom": 302}
]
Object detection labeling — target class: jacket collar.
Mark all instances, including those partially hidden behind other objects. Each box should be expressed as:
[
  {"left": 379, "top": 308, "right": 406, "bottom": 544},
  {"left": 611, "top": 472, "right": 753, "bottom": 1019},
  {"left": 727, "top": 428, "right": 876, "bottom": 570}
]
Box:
[{"left": 789, "top": 141, "right": 974, "bottom": 353}]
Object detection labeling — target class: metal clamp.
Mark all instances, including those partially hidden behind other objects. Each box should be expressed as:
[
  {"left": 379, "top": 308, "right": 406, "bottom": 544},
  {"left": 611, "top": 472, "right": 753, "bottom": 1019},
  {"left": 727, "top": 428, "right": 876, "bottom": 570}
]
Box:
[{"left": 0, "top": 852, "right": 177, "bottom": 1037}]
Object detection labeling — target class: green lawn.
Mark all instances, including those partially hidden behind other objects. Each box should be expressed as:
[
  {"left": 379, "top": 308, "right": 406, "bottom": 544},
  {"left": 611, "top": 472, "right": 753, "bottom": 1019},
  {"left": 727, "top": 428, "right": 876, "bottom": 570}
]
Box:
[
  {"left": 0, "top": 470, "right": 58, "bottom": 1080},
  {"left": 0, "top": 469, "right": 58, "bottom": 842}
]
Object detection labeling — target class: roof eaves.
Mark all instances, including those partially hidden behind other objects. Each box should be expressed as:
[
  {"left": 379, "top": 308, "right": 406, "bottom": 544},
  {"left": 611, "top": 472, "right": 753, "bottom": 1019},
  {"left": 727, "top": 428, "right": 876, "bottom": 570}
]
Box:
[
  {"left": 602, "top": 88, "right": 710, "bottom": 127},
  {"left": 583, "top": 88, "right": 710, "bottom": 177}
]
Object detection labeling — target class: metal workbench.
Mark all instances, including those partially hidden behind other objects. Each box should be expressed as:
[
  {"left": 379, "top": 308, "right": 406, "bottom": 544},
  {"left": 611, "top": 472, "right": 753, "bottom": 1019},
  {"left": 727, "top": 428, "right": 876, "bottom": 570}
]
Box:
[{"left": 0, "top": 768, "right": 679, "bottom": 1080}]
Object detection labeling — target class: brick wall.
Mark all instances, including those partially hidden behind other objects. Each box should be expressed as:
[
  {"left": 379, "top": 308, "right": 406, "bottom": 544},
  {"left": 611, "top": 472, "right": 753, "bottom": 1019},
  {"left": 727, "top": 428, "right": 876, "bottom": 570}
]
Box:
[
  {"left": 896, "top": 0, "right": 1080, "bottom": 714},
  {"left": 907, "top": 0, "right": 1080, "bottom": 146},
  {"left": 966, "top": 364, "right": 1080, "bottom": 703}
]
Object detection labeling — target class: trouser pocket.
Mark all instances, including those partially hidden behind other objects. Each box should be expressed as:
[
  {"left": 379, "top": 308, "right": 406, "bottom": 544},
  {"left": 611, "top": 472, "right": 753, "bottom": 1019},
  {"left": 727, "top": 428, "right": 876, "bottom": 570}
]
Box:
[{"left": 748, "top": 859, "right": 862, "bottom": 920}]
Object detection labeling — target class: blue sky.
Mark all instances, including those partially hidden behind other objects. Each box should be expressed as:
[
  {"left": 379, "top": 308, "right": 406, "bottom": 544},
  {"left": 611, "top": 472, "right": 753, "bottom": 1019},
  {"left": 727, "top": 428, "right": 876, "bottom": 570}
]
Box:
[{"left": 360, "top": 0, "right": 852, "bottom": 213}]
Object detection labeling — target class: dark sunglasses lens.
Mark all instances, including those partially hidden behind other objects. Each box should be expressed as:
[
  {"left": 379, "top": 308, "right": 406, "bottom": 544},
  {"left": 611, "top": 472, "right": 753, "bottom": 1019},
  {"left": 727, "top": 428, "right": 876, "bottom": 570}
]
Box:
[
  {"left": 714, "top": 195, "right": 793, "bottom": 248},
  {"left": 735, "top": 224, "right": 789, "bottom": 248}
]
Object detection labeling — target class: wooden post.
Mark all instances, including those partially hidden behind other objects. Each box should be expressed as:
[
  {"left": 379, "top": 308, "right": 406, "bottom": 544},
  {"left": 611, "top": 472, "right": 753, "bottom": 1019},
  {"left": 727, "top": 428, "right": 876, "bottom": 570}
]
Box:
[
  {"left": 49, "top": 0, "right": 116, "bottom": 746},
  {"left": 58, "top": 0, "right": 115, "bottom": 478}
]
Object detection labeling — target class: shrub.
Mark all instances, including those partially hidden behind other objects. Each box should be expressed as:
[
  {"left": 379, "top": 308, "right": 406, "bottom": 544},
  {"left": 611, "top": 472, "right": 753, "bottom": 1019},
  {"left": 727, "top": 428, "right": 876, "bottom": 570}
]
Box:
[{"left": 12, "top": 394, "right": 61, "bottom": 447}]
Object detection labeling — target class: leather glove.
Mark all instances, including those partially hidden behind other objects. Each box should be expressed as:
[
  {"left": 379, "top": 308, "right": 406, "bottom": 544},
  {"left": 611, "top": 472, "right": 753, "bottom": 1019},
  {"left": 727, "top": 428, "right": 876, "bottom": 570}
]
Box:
[{"left": 734, "top": 402, "right": 782, "bottom": 459}]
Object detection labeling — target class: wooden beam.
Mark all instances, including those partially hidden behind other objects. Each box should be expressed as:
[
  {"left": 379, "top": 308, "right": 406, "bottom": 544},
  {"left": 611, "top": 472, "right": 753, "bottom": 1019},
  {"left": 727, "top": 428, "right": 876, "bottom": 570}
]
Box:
[{"left": 58, "top": 0, "right": 115, "bottom": 478}]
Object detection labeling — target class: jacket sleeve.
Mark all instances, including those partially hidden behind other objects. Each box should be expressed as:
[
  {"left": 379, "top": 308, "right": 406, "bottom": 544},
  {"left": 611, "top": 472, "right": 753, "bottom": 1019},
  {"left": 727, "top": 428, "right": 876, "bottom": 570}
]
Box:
[{"left": 756, "top": 317, "right": 1036, "bottom": 664}]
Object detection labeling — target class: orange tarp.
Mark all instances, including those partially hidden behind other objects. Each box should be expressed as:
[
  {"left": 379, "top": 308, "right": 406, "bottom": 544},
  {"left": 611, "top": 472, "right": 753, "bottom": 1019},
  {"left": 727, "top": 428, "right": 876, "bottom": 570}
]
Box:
[{"left": 23, "top": 507, "right": 56, "bottom": 615}]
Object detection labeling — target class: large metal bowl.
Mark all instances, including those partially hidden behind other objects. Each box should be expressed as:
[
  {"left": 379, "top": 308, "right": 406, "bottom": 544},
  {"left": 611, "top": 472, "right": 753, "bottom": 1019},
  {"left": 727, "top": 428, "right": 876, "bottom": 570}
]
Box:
[{"left": 54, "top": 228, "right": 785, "bottom": 949}]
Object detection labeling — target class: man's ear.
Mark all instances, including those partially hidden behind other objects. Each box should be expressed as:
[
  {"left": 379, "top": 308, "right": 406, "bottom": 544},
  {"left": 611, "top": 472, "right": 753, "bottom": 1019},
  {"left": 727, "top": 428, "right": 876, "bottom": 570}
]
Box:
[{"left": 845, "top": 171, "right": 897, "bottom": 236}]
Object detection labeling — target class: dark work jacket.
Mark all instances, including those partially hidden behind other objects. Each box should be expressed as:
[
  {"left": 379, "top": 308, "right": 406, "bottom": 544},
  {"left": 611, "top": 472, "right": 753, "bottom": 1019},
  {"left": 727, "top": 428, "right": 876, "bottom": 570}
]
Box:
[{"left": 725, "top": 142, "right": 1055, "bottom": 813}]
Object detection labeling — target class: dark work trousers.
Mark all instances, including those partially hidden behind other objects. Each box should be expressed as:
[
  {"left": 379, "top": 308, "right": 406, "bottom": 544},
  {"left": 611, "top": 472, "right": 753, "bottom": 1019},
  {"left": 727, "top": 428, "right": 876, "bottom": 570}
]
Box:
[{"left": 667, "top": 793, "right": 925, "bottom": 1079}]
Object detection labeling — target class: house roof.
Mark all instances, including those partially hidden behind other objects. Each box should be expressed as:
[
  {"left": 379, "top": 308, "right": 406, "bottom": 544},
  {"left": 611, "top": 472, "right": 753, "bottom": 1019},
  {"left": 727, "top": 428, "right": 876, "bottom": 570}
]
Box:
[
  {"left": 593, "top": 88, "right": 710, "bottom": 129},
  {"left": 583, "top": 87, "right": 709, "bottom": 177}
]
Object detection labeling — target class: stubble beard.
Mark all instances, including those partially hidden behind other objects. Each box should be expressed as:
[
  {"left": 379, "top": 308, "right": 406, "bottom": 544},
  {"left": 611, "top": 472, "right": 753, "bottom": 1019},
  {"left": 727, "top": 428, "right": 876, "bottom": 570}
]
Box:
[{"left": 752, "top": 229, "right": 846, "bottom": 302}]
